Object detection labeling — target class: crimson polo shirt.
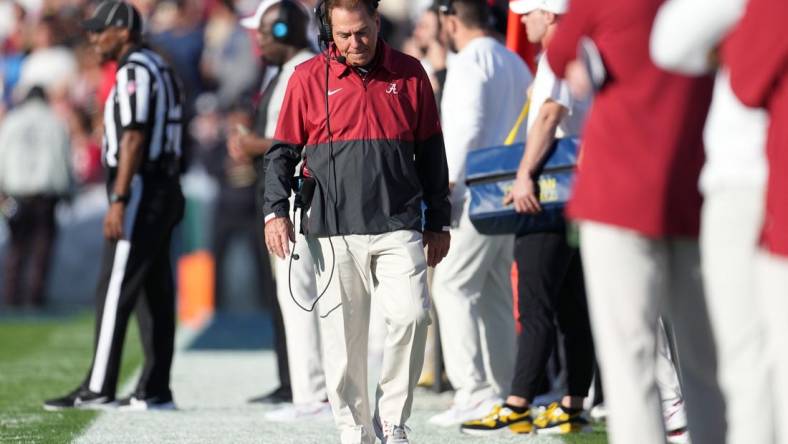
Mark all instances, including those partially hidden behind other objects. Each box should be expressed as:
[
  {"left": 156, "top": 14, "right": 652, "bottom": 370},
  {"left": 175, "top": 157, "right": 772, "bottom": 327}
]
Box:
[
  {"left": 263, "top": 41, "right": 451, "bottom": 236},
  {"left": 547, "top": 0, "right": 714, "bottom": 238},
  {"left": 725, "top": 0, "right": 788, "bottom": 256}
]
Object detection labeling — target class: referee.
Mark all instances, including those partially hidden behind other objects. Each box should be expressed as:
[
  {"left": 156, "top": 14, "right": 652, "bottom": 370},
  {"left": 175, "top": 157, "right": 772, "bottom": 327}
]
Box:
[{"left": 44, "top": 1, "right": 185, "bottom": 411}]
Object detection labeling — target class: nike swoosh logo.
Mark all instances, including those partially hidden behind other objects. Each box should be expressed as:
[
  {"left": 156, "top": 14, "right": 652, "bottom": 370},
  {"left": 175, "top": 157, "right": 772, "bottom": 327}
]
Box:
[{"left": 328, "top": 88, "right": 343, "bottom": 96}]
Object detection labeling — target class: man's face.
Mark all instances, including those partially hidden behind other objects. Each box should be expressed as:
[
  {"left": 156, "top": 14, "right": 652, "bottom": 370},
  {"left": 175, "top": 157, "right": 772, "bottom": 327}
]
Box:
[
  {"left": 330, "top": 6, "right": 379, "bottom": 67},
  {"left": 88, "top": 27, "right": 126, "bottom": 63},
  {"left": 522, "top": 10, "right": 549, "bottom": 43},
  {"left": 412, "top": 10, "right": 438, "bottom": 51},
  {"left": 257, "top": 6, "right": 287, "bottom": 65},
  {"left": 438, "top": 13, "right": 458, "bottom": 53}
]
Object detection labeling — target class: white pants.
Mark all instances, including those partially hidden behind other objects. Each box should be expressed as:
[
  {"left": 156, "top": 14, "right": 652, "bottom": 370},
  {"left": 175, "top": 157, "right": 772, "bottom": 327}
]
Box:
[
  {"left": 431, "top": 206, "right": 515, "bottom": 406},
  {"left": 308, "top": 230, "right": 430, "bottom": 444},
  {"left": 757, "top": 251, "right": 788, "bottom": 444},
  {"left": 273, "top": 216, "right": 326, "bottom": 404},
  {"left": 580, "top": 222, "right": 724, "bottom": 444},
  {"left": 701, "top": 186, "right": 774, "bottom": 443}
]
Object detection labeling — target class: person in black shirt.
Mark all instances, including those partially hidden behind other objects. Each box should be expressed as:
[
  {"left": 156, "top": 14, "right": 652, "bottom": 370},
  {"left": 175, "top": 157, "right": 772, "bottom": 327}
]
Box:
[{"left": 44, "top": 0, "right": 185, "bottom": 411}]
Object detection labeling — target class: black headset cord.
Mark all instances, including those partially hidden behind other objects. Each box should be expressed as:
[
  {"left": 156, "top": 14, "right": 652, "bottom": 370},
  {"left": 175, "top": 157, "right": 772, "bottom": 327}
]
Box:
[
  {"left": 285, "top": 47, "right": 338, "bottom": 315},
  {"left": 286, "top": 205, "right": 334, "bottom": 313}
]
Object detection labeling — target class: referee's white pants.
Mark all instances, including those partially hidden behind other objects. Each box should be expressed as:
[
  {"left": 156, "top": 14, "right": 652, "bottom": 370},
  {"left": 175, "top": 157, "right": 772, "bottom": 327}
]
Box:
[
  {"left": 579, "top": 222, "right": 724, "bottom": 444},
  {"left": 308, "top": 230, "right": 430, "bottom": 444},
  {"left": 431, "top": 207, "right": 515, "bottom": 407},
  {"left": 757, "top": 251, "right": 788, "bottom": 444},
  {"left": 701, "top": 185, "right": 774, "bottom": 444},
  {"left": 273, "top": 225, "right": 326, "bottom": 405}
]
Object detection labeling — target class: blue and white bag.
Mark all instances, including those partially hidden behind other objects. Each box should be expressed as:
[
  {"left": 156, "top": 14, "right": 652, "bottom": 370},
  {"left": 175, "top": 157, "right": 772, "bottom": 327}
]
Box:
[{"left": 464, "top": 97, "right": 579, "bottom": 235}]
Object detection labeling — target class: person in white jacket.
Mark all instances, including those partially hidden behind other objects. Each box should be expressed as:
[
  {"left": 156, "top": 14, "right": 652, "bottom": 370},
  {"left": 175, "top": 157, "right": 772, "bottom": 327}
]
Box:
[
  {"left": 429, "top": 0, "right": 532, "bottom": 426},
  {"left": 650, "top": 1, "right": 772, "bottom": 443}
]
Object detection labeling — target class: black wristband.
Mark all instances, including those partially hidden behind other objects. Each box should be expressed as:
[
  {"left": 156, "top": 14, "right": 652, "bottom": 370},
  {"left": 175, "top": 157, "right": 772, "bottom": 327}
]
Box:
[{"left": 109, "top": 193, "right": 130, "bottom": 204}]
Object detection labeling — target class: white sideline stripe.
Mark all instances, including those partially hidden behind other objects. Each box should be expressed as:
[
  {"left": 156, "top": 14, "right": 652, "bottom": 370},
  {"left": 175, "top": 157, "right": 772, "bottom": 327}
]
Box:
[
  {"left": 88, "top": 177, "right": 142, "bottom": 393},
  {"left": 88, "top": 239, "right": 131, "bottom": 393}
]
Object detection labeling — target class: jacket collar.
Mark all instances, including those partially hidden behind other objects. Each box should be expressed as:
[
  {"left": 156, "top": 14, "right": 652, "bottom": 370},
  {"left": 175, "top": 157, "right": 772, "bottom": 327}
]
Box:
[
  {"left": 328, "top": 39, "right": 397, "bottom": 79},
  {"left": 117, "top": 44, "right": 145, "bottom": 69}
]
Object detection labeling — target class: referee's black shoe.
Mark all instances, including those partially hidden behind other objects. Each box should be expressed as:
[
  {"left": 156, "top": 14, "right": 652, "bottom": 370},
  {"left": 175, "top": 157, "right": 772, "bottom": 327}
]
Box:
[
  {"left": 248, "top": 385, "right": 292, "bottom": 404},
  {"left": 117, "top": 393, "right": 176, "bottom": 411},
  {"left": 43, "top": 388, "right": 116, "bottom": 411}
]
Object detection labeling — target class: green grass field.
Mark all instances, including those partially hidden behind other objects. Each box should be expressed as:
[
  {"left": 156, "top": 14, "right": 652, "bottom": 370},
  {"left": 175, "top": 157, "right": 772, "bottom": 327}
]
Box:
[
  {"left": 563, "top": 425, "right": 608, "bottom": 444},
  {"left": 0, "top": 313, "right": 142, "bottom": 443},
  {"left": 0, "top": 313, "right": 609, "bottom": 443}
]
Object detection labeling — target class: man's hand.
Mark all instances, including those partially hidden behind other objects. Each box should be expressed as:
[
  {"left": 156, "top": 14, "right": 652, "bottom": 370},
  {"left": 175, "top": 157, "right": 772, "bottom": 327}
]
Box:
[
  {"left": 423, "top": 230, "right": 450, "bottom": 267},
  {"left": 227, "top": 132, "right": 250, "bottom": 162},
  {"left": 504, "top": 174, "right": 541, "bottom": 214},
  {"left": 103, "top": 203, "right": 125, "bottom": 240},
  {"left": 265, "top": 216, "right": 295, "bottom": 259}
]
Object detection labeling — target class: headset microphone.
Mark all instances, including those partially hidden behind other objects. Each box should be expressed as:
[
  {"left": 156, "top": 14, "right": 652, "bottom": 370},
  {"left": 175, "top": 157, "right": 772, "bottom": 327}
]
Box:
[
  {"left": 292, "top": 253, "right": 300, "bottom": 260},
  {"left": 335, "top": 55, "right": 346, "bottom": 64}
]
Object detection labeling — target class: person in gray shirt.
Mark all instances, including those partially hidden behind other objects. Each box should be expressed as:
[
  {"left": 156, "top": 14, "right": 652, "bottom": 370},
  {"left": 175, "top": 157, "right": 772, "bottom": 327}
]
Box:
[{"left": 0, "top": 85, "right": 73, "bottom": 307}]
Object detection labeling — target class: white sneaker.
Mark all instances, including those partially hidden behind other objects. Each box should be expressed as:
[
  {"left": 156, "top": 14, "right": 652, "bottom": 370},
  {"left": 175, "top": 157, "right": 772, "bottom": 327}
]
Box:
[
  {"left": 117, "top": 394, "right": 176, "bottom": 411},
  {"left": 263, "top": 401, "right": 332, "bottom": 422},
  {"left": 374, "top": 418, "right": 410, "bottom": 444},
  {"left": 427, "top": 398, "right": 501, "bottom": 427},
  {"left": 589, "top": 403, "right": 607, "bottom": 422}
]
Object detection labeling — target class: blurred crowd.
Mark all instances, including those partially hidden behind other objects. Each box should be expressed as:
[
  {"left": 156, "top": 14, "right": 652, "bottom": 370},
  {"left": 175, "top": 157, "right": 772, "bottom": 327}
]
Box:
[{"left": 0, "top": 0, "right": 497, "bottom": 308}]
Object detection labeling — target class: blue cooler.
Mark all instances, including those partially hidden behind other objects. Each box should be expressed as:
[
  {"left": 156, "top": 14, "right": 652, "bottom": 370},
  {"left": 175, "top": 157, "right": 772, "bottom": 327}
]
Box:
[{"left": 464, "top": 138, "right": 578, "bottom": 236}]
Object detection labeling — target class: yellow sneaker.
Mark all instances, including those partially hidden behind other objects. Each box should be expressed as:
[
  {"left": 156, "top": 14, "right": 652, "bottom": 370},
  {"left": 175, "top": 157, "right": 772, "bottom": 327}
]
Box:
[
  {"left": 533, "top": 402, "right": 592, "bottom": 434},
  {"left": 460, "top": 404, "right": 534, "bottom": 436}
]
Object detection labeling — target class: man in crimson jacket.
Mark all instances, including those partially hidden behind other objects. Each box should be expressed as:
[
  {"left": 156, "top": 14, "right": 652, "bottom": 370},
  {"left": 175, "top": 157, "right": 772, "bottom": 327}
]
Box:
[
  {"left": 544, "top": 1, "right": 724, "bottom": 444},
  {"left": 263, "top": 0, "right": 451, "bottom": 442}
]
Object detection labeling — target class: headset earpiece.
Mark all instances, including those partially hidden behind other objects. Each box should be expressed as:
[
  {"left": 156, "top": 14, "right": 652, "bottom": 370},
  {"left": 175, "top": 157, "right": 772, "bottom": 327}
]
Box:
[
  {"left": 315, "top": 0, "right": 332, "bottom": 44},
  {"left": 271, "top": 0, "right": 295, "bottom": 42}
]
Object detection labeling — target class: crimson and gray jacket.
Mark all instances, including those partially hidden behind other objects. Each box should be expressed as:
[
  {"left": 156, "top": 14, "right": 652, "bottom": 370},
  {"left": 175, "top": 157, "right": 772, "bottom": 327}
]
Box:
[{"left": 263, "top": 41, "right": 451, "bottom": 236}]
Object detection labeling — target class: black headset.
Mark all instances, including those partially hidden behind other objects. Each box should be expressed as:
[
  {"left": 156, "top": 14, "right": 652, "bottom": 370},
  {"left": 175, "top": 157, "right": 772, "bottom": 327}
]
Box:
[
  {"left": 314, "top": 0, "right": 332, "bottom": 44},
  {"left": 271, "top": 0, "right": 298, "bottom": 43},
  {"left": 314, "top": 0, "right": 380, "bottom": 45}
]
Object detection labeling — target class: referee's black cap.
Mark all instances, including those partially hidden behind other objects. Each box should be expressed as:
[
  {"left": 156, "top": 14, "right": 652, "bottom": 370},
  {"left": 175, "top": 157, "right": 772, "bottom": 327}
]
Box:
[{"left": 83, "top": 1, "right": 142, "bottom": 34}]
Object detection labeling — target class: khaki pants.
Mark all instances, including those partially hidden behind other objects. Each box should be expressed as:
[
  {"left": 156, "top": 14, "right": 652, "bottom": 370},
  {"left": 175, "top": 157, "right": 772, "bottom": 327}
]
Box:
[
  {"left": 579, "top": 222, "right": 724, "bottom": 444},
  {"left": 308, "top": 230, "right": 430, "bottom": 444}
]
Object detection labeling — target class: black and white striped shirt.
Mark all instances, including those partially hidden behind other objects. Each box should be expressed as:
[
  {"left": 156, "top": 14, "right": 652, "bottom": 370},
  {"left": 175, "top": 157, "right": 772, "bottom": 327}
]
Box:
[{"left": 102, "top": 46, "right": 183, "bottom": 181}]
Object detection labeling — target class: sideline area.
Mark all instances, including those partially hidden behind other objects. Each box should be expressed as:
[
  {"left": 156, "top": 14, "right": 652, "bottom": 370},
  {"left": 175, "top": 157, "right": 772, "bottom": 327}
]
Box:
[
  {"left": 75, "top": 347, "right": 572, "bottom": 444},
  {"left": 75, "top": 314, "right": 606, "bottom": 444},
  {"left": 0, "top": 313, "right": 606, "bottom": 443}
]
